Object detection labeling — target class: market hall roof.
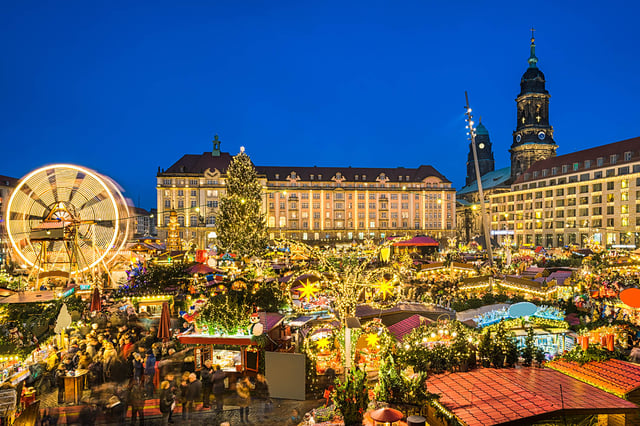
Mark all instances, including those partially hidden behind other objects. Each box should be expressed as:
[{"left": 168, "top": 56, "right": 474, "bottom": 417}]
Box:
[
  {"left": 458, "top": 166, "right": 511, "bottom": 195},
  {"left": 427, "top": 367, "right": 638, "bottom": 426}
]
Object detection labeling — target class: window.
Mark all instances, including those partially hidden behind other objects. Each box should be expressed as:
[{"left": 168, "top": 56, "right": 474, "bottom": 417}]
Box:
[
  {"left": 164, "top": 199, "right": 171, "bottom": 208},
  {"left": 177, "top": 190, "right": 184, "bottom": 196},
  {"left": 191, "top": 200, "right": 197, "bottom": 207},
  {"left": 607, "top": 182, "right": 615, "bottom": 190},
  {"left": 610, "top": 154, "right": 618, "bottom": 165},
  {"left": 597, "top": 157, "right": 604, "bottom": 167},
  {"left": 573, "top": 163, "right": 580, "bottom": 171},
  {"left": 556, "top": 188, "right": 564, "bottom": 196},
  {"left": 178, "top": 200, "right": 184, "bottom": 208},
  {"left": 584, "top": 160, "right": 591, "bottom": 169},
  {"left": 592, "top": 183, "right": 602, "bottom": 191},
  {"left": 624, "top": 151, "right": 633, "bottom": 161},
  {"left": 562, "top": 165, "right": 568, "bottom": 173}
]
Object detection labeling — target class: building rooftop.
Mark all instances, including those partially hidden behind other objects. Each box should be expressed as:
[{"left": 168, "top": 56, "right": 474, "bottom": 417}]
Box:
[
  {"left": 458, "top": 166, "right": 511, "bottom": 196},
  {"left": 159, "top": 151, "right": 451, "bottom": 184},
  {"left": 514, "top": 135, "right": 640, "bottom": 184},
  {"left": 546, "top": 358, "right": 640, "bottom": 398}
]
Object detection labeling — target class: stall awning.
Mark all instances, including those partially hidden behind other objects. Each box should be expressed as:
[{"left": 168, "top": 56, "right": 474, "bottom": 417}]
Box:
[{"left": 178, "top": 334, "right": 255, "bottom": 346}]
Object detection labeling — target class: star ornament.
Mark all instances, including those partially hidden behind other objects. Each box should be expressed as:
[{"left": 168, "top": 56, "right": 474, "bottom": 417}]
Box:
[
  {"left": 375, "top": 279, "right": 395, "bottom": 300},
  {"left": 299, "top": 279, "right": 320, "bottom": 301},
  {"left": 316, "top": 337, "right": 331, "bottom": 352},
  {"left": 365, "top": 333, "right": 379, "bottom": 348}
]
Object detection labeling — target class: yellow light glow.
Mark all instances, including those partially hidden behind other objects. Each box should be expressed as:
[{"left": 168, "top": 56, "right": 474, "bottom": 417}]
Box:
[
  {"left": 299, "top": 279, "right": 320, "bottom": 301},
  {"left": 316, "top": 337, "right": 331, "bottom": 352},
  {"left": 365, "top": 333, "right": 379, "bottom": 348},
  {"left": 375, "top": 279, "right": 395, "bottom": 300}
]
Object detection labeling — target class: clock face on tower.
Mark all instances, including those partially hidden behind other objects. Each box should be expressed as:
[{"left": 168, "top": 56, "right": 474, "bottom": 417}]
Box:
[
  {"left": 538, "top": 131, "right": 546, "bottom": 140},
  {"left": 516, "top": 134, "right": 521, "bottom": 143},
  {"left": 478, "top": 143, "right": 485, "bottom": 150}
]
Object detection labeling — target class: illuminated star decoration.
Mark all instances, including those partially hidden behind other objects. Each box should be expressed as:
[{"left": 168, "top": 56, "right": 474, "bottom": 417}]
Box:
[
  {"left": 375, "top": 279, "right": 395, "bottom": 300},
  {"left": 365, "top": 333, "right": 379, "bottom": 348},
  {"left": 316, "top": 337, "right": 331, "bottom": 352},
  {"left": 298, "top": 279, "right": 320, "bottom": 302}
]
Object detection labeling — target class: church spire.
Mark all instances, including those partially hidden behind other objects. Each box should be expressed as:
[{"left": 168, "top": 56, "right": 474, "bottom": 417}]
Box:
[{"left": 528, "top": 27, "right": 538, "bottom": 69}]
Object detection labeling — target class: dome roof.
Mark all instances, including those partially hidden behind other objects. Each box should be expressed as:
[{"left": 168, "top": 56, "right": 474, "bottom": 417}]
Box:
[
  {"left": 520, "top": 67, "right": 547, "bottom": 95},
  {"left": 476, "top": 122, "right": 489, "bottom": 136}
]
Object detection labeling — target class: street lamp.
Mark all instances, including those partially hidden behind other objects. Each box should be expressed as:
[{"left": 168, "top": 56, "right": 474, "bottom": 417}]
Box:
[{"left": 464, "top": 92, "right": 493, "bottom": 267}]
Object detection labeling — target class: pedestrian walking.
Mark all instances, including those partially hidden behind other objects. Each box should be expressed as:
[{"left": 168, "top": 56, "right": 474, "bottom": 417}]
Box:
[
  {"left": 144, "top": 349, "right": 156, "bottom": 396},
  {"left": 129, "top": 380, "right": 146, "bottom": 426},
  {"left": 164, "top": 373, "right": 178, "bottom": 424},
  {"left": 211, "top": 365, "right": 226, "bottom": 413},
  {"left": 159, "top": 380, "right": 175, "bottom": 426},
  {"left": 236, "top": 375, "right": 254, "bottom": 424},
  {"left": 200, "top": 359, "right": 214, "bottom": 409},
  {"left": 179, "top": 371, "right": 190, "bottom": 421},
  {"left": 253, "top": 373, "right": 271, "bottom": 420},
  {"left": 185, "top": 372, "right": 202, "bottom": 420}
]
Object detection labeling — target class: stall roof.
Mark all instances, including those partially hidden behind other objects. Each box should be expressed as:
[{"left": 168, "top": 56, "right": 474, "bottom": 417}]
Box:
[
  {"left": 392, "top": 236, "right": 439, "bottom": 247},
  {"left": 387, "top": 314, "right": 432, "bottom": 341},
  {"left": 546, "top": 358, "right": 640, "bottom": 397},
  {"left": 0, "top": 291, "right": 57, "bottom": 304},
  {"left": 427, "top": 367, "right": 638, "bottom": 426}
]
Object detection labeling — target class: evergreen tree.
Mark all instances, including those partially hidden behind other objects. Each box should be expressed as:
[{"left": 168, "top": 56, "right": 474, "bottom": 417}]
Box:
[
  {"left": 521, "top": 326, "right": 535, "bottom": 366},
  {"left": 215, "top": 148, "right": 268, "bottom": 257}
]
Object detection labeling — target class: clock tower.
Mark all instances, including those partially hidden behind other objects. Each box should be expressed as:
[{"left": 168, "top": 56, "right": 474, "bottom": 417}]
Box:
[
  {"left": 465, "top": 119, "right": 495, "bottom": 186},
  {"left": 510, "top": 30, "right": 558, "bottom": 181}
]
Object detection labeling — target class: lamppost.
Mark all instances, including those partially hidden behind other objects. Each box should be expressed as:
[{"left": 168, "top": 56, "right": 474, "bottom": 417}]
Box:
[{"left": 464, "top": 92, "right": 494, "bottom": 267}]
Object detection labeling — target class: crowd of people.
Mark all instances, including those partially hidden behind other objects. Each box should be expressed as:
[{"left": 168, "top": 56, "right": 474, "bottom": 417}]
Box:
[{"left": 36, "top": 309, "right": 274, "bottom": 425}]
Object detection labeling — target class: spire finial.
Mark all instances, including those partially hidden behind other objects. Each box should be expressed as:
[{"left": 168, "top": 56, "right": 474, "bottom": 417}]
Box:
[{"left": 528, "top": 27, "right": 538, "bottom": 69}]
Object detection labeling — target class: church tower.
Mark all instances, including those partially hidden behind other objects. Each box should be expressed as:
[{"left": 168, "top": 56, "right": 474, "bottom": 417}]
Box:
[
  {"left": 510, "top": 30, "right": 558, "bottom": 181},
  {"left": 465, "top": 119, "right": 495, "bottom": 185}
]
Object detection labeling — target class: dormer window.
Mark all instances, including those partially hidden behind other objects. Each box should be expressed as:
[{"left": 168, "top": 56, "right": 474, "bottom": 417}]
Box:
[
  {"left": 597, "top": 157, "right": 604, "bottom": 166},
  {"left": 318, "top": 174, "right": 322, "bottom": 180},
  {"left": 275, "top": 174, "right": 280, "bottom": 180},
  {"left": 542, "top": 169, "right": 548, "bottom": 177},
  {"left": 561, "top": 165, "right": 568, "bottom": 173},
  {"left": 355, "top": 175, "right": 359, "bottom": 180},
  {"left": 399, "top": 176, "right": 403, "bottom": 181},
  {"left": 406, "top": 176, "right": 410, "bottom": 181},
  {"left": 584, "top": 160, "right": 591, "bottom": 169},
  {"left": 310, "top": 174, "right": 314, "bottom": 180},
  {"left": 610, "top": 154, "right": 617, "bottom": 165},
  {"left": 362, "top": 175, "right": 366, "bottom": 181},
  {"left": 624, "top": 151, "right": 632, "bottom": 161}
]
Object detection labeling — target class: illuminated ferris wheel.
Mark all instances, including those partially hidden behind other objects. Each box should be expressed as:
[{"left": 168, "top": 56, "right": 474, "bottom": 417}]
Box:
[{"left": 5, "top": 164, "right": 131, "bottom": 286}]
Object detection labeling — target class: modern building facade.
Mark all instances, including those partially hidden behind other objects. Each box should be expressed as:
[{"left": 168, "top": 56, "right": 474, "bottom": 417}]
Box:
[
  {"left": 156, "top": 139, "right": 456, "bottom": 249},
  {"left": 489, "top": 136, "right": 640, "bottom": 248}
]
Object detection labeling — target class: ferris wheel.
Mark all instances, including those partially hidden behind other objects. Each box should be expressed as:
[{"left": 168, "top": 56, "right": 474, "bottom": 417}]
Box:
[{"left": 5, "top": 164, "right": 131, "bottom": 285}]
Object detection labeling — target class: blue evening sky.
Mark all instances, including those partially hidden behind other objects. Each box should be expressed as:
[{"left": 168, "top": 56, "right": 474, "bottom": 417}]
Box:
[{"left": 1, "top": 1, "right": 638, "bottom": 209}]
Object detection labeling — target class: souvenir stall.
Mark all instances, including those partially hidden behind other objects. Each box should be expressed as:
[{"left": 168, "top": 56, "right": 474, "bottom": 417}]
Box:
[
  {"left": 128, "top": 295, "right": 174, "bottom": 316},
  {"left": 353, "top": 319, "right": 393, "bottom": 380},
  {"left": 477, "top": 303, "right": 572, "bottom": 356},
  {"left": 575, "top": 324, "right": 635, "bottom": 352},
  {"left": 302, "top": 324, "right": 343, "bottom": 377}
]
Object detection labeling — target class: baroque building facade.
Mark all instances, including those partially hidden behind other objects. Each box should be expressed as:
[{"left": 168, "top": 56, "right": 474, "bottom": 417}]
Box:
[{"left": 156, "top": 139, "right": 456, "bottom": 249}]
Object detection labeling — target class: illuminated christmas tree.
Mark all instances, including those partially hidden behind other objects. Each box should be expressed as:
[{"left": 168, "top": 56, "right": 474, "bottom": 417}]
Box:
[{"left": 215, "top": 148, "right": 268, "bottom": 258}]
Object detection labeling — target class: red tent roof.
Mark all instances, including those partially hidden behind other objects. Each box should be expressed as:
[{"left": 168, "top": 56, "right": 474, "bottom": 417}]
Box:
[
  {"left": 392, "top": 236, "right": 439, "bottom": 247},
  {"left": 427, "top": 368, "right": 637, "bottom": 426}
]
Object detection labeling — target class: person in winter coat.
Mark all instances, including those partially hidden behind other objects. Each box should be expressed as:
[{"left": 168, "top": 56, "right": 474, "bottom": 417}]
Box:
[
  {"left": 211, "top": 365, "right": 226, "bottom": 413},
  {"left": 129, "top": 380, "right": 146, "bottom": 425},
  {"left": 143, "top": 350, "right": 156, "bottom": 397},
  {"left": 179, "top": 371, "right": 190, "bottom": 420},
  {"left": 159, "top": 380, "right": 175, "bottom": 426},
  {"left": 132, "top": 353, "right": 144, "bottom": 383},
  {"left": 200, "top": 359, "right": 214, "bottom": 409},
  {"left": 236, "top": 375, "right": 254, "bottom": 424},
  {"left": 185, "top": 372, "right": 202, "bottom": 420},
  {"left": 253, "top": 373, "right": 270, "bottom": 420},
  {"left": 55, "top": 363, "right": 67, "bottom": 404}
]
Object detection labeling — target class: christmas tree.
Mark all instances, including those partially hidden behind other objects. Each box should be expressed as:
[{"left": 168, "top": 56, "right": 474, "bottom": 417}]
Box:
[{"left": 216, "top": 148, "right": 268, "bottom": 257}]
